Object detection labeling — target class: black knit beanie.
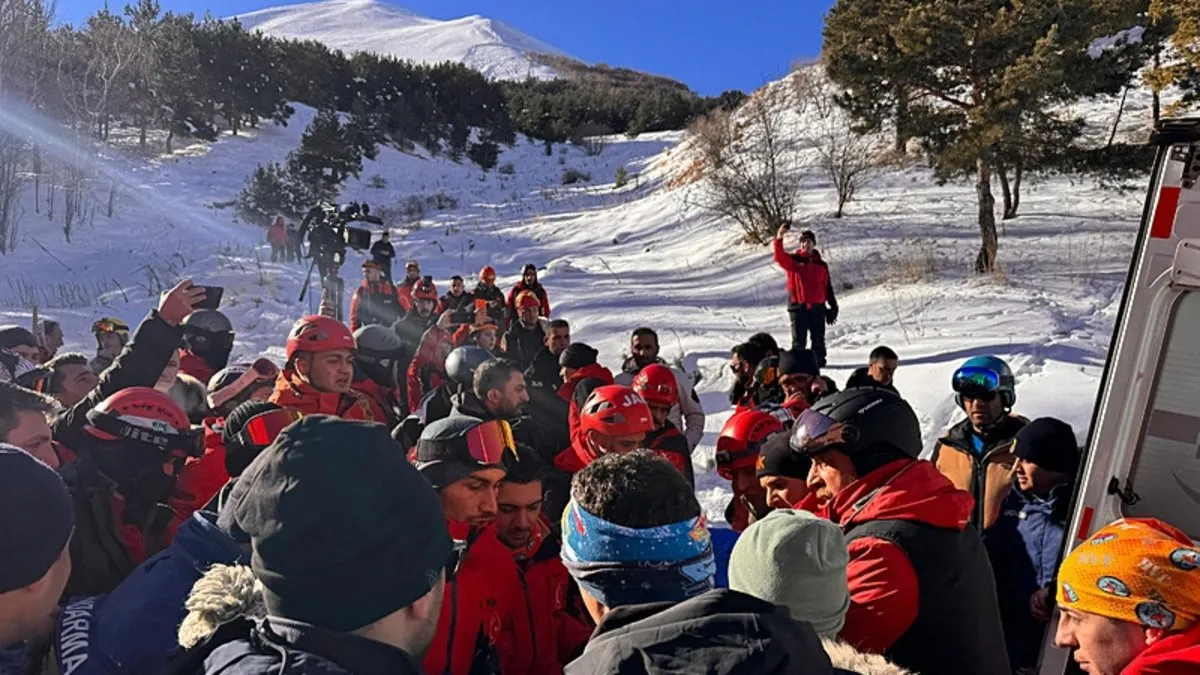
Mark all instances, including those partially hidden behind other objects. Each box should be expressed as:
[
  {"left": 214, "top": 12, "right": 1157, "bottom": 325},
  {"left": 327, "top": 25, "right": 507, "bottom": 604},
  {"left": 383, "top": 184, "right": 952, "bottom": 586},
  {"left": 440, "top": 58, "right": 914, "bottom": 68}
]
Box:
[
  {"left": 756, "top": 431, "right": 812, "bottom": 480},
  {"left": 560, "top": 343, "right": 599, "bottom": 369}
]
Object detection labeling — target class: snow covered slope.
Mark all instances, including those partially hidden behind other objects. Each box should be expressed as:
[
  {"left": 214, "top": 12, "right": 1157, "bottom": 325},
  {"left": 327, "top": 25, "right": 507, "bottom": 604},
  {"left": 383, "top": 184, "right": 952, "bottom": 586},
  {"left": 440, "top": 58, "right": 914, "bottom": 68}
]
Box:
[
  {"left": 1, "top": 67, "right": 1156, "bottom": 524},
  {"left": 234, "top": 0, "right": 568, "bottom": 80}
]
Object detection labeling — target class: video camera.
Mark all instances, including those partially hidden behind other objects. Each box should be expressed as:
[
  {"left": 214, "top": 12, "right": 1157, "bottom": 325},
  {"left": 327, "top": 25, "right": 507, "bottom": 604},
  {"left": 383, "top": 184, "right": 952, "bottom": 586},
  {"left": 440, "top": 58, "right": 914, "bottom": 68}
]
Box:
[{"left": 299, "top": 201, "right": 384, "bottom": 265}]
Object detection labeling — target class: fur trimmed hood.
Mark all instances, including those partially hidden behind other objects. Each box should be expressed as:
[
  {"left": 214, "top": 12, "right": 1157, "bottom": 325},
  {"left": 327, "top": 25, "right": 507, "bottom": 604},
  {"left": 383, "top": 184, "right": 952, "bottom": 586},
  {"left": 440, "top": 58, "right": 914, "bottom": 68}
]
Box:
[
  {"left": 823, "top": 639, "right": 913, "bottom": 675},
  {"left": 178, "top": 564, "right": 265, "bottom": 649}
]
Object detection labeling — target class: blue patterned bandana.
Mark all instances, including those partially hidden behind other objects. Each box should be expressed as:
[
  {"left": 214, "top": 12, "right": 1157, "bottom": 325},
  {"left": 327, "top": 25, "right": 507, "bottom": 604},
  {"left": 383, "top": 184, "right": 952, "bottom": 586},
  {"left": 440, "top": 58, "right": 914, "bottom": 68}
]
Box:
[{"left": 560, "top": 499, "right": 715, "bottom": 607}]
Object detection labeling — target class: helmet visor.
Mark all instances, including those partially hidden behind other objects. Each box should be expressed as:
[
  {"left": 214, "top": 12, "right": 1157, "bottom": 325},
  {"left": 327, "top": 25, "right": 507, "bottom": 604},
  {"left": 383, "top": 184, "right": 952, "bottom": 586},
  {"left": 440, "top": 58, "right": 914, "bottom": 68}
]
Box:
[
  {"left": 237, "top": 408, "right": 303, "bottom": 449},
  {"left": 952, "top": 366, "right": 1001, "bottom": 398},
  {"left": 465, "top": 419, "right": 517, "bottom": 465},
  {"left": 790, "top": 408, "right": 859, "bottom": 456}
]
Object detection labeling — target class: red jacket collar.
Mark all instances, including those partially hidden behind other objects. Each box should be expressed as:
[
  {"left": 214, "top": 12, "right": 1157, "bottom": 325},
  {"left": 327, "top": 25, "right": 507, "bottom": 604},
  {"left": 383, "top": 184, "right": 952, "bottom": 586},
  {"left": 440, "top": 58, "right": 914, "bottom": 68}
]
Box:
[
  {"left": 813, "top": 459, "right": 975, "bottom": 532},
  {"left": 1122, "top": 622, "right": 1200, "bottom": 674}
]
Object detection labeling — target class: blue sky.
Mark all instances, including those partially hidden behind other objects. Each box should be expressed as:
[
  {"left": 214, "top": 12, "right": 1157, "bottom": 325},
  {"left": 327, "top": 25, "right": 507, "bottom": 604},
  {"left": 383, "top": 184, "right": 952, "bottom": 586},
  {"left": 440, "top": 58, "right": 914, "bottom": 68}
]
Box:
[{"left": 56, "top": 0, "right": 835, "bottom": 95}]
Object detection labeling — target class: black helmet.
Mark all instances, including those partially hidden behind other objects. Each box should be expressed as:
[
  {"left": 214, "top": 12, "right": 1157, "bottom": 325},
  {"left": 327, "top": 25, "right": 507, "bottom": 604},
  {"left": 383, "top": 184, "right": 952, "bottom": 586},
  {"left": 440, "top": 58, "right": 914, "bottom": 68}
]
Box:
[
  {"left": 790, "top": 388, "right": 921, "bottom": 475},
  {"left": 182, "top": 310, "right": 233, "bottom": 335},
  {"left": 353, "top": 325, "right": 405, "bottom": 361},
  {"left": 445, "top": 345, "right": 491, "bottom": 388}
]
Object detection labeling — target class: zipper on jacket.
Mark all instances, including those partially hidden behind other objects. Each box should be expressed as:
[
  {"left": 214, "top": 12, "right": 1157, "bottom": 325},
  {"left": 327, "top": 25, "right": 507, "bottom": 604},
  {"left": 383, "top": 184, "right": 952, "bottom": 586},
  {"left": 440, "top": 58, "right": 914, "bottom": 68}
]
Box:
[{"left": 519, "top": 571, "right": 539, "bottom": 664}]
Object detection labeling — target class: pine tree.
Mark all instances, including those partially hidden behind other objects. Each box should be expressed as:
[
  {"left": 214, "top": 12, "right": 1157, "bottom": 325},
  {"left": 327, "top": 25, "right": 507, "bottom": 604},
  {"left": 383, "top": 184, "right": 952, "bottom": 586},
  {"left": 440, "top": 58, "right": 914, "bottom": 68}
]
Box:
[{"left": 824, "top": 0, "right": 1149, "bottom": 273}]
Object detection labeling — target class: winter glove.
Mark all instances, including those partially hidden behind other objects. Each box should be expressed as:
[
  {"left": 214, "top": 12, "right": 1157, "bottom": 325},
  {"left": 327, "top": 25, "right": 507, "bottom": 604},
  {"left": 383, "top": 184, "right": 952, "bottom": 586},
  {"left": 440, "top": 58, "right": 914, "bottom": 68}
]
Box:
[{"left": 826, "top": 307, "right": 839, "bottom": 325}]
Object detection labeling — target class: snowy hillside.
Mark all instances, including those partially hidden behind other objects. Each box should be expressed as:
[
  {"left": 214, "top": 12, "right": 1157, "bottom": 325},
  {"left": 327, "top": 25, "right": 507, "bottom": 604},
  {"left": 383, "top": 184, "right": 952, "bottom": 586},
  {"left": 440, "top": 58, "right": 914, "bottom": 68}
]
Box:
[
  {"left": 0, "top": 66, "right": 1155, "bottom": 524},
  {"left": 234, "top": 0, "right": 568, "bottom": 81}
]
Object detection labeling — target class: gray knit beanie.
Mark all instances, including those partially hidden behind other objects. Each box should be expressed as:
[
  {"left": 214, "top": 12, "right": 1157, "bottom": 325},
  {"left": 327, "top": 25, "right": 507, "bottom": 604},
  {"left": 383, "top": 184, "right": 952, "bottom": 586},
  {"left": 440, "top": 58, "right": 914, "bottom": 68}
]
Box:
[{"left": 728, "top": 509, "right": 850, "bottom": 638}]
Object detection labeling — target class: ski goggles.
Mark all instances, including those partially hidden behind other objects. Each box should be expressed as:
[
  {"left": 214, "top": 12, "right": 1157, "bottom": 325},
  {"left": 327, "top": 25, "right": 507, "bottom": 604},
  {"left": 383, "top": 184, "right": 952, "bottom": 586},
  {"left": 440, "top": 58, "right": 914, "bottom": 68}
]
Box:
[
  {"left": 790, "top": 408, "right": 860, "bottom": 456},
  {"left": 91, "top": 319, "right": 129, "bottom": 338},
  {"left": 952, "top": 366, "right": 1001, "bottom": 398},
  {"left": 465, "top": 419, "right": 518, "bottom": 465},
  {"left": 208, "top": 358, "right": 281, "bottom": 409},
  {"left": 85, "top": 408, "right": 204, "bottom": 458},
  {"left": 234, "top": 408, "right": 303, "bottom": 450},
  {"left": 715, "top": 440, "right": 765, "bottom": 479}
]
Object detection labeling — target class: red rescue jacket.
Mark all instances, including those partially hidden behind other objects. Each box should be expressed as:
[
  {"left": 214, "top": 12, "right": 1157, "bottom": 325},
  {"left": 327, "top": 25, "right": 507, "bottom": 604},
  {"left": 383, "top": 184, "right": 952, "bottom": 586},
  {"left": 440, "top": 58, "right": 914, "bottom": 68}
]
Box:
[
  {"left": 177, "top": 349, "right": 216, "bottom": 386},
  {"left": 643, "top": 423, "right": 694, "bottom": 485},
  {"left": 269, "top": 369, "right": 384, "bottom": 421},
  {"left": 349, "top": 280, "right": 402, "bottom": 331},
  {"left": 407, "top": 327, "right": 451, "bottom": 414},
  {"left": 558, "top": 363, "right": 614, "bottom": 450},
  {"left": 267, "top": 222, "right": 287, "bottom": 246},
  {"left": 511, "top": 517, "right": 593, "bottom": 673},
  {"left": 803, "top": 459, "right": 975, "bottom": 654},
  {"left": 1121, "top": 621, "right": 1200, "bottom": 674},
  {"left": 425, "top": 521, "right": 534, "bottom": 675},
  {"left": 169, "top": 418, "right": 230, "bottom": 522},
  {"left": 506, "top": 281, "right": 551, "bottom": 318},
  {"left": 772, "top": 239, "right": 831, "bottom": 307},
  {"left": 351, "top": 377, "right": 403, "bottom": 428}
]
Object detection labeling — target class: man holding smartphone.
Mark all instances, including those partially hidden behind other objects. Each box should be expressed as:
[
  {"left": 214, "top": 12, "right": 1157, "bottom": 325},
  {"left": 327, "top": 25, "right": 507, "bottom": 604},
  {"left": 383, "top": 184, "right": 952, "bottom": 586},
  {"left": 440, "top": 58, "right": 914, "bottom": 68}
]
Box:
[{"left": 772, "top": 221, "right": 838, "bottom": 367}]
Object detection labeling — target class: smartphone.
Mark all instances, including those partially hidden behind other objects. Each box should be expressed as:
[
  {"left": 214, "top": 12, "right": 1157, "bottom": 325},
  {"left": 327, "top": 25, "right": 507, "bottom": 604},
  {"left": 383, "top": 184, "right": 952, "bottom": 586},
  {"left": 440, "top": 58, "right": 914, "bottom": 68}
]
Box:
[
  {"left": 194, "top": 286, "right": 224, "bottom": 310},
  {"left": 451, "top": 310, "right": 475, "bottom": 324}
]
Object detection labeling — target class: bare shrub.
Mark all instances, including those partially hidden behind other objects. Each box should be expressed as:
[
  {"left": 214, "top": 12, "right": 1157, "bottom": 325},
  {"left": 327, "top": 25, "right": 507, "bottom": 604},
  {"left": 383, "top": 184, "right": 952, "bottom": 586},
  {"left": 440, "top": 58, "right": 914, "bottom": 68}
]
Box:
[
  {"left": 880, "top": 237, "right": 938, "bottom": 284},
  {"left": 688, "top": 88, "right": 799, "bottom": 245},
  {"left": 792, "top": 68, "right": 891, "bottom": 218}
]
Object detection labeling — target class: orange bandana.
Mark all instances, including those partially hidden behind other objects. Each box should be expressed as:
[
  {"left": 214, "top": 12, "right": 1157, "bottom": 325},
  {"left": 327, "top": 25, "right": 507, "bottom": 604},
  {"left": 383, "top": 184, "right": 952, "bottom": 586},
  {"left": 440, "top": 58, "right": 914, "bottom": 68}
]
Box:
[{"left": 1057, "top": 518, "right": 1200, "bottom": 631}]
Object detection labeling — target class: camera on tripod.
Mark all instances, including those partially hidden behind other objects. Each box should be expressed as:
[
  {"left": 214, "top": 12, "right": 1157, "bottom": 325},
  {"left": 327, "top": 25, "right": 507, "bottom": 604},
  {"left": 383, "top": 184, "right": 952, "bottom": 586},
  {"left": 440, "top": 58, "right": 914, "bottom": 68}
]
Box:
[{"left": 299, "top": 201, "right": 383, "bottom": 266}]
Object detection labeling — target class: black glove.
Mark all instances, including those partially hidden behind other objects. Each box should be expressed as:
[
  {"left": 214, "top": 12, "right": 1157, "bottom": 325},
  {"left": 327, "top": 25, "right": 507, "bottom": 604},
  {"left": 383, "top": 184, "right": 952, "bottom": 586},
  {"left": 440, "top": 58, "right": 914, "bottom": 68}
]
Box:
[{"left": 826, "top": 306, "right": 839, "bottom": 325}]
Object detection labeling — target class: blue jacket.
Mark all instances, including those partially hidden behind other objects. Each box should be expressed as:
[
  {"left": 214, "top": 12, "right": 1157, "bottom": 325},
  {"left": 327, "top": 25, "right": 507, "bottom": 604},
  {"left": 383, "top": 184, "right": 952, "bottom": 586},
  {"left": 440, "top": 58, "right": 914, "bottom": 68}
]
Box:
[
  {"left": 985, "top": 481, "right": 1072, "bottom": 670},
  {"left": 172, "top": 617, "right": 424, "bottom": 675},
  {"left": 55, "top": 511, "right": 247, "bottom": 675}
]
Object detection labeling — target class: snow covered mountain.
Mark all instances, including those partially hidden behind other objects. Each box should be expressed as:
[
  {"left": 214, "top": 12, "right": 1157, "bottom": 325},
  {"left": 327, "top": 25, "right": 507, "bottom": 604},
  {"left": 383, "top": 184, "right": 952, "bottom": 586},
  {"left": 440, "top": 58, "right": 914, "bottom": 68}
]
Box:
[{"left": 233, "top": 0, "right": 569, "bottom": 81}]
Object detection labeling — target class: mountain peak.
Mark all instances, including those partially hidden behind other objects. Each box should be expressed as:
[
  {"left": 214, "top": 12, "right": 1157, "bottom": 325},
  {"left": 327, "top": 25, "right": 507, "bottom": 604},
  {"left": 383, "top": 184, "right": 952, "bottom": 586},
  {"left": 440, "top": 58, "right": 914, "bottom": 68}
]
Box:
[{"left": 234, "top": 0, "right": 570, "bottom": 81}]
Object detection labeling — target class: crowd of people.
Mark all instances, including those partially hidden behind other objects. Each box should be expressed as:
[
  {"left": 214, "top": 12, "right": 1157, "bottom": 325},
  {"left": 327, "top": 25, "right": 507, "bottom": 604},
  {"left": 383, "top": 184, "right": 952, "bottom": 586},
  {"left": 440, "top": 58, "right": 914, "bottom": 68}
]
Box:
[{"left": 0, "top": 229, "right": 1197, "bottom": 675}]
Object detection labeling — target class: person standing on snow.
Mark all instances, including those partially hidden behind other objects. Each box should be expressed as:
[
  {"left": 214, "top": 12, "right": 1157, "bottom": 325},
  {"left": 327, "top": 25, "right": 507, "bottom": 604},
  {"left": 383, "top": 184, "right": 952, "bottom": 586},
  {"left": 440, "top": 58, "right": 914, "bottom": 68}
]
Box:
[
  {"left": 791, "top": 388, "right": 1010, "bottom": 675},
  {"left": 352, "top": 325, "right": 407, "bottom": 428},
  {"left": 505, "top": 263, "right": 551, "bottom": 321},
  {"left": 370, "top": 230, "right": 396, "bottom": 281},
  {"left": 846, "top": 346, "right": 900, "bottom": 394},
  {"left": 392, "top": 276, "right": 442, "bottom": 382},
  {"left": 494, "top": 458, "right": 594, "bottom": 673},
  {"left": 613, "top": 327, "right": 705, "bottom": 450},
  {"left": 500, "top": 291, "right": 547, "bottom": 369},
  {"left": 526, "top": 319, "right": 570, "bottom": 394},
  {"left": 772, "top": 223, "right": 838, "bottom": 366},
  {"left": 1053, "top": 518, "right": 1200, "bottom": 675},
  {"left": 396, "top": 260, "right": 422, "bottom": 313},
  {"left": 179, "top": 310, "right": 235, "bottom": 386},
  {"left": 270, "top": 315, "right": 384, "bottom": 421},
  {"left": 267, "top": 216, "right": 288, "bottom": 263},
  {"left": 412, "top": 416, "right": 534, "bottom": 675},
  {"left": 988, "top": 417, "right": 1081, "bottom": 672},
  {"left": 630, "top": 363, "right": 694, "bottom": 485},
  {"left": 474, "top": 266, "right": 508, "bottom": 328},
  {"left": 350, "top": 260, "right": 403, "bottom": 331},
  {"left": 441, "top": 275, "right": 476, "bottom": 319},
  {"left": 557, "top": 343, "right": 614, "bottom": 449},
  {"left": 285, "top": 219, "right": 302, "bottom": 263},
  {"left": 931, "top": 355, "right": 1028, "bottom": 530}
]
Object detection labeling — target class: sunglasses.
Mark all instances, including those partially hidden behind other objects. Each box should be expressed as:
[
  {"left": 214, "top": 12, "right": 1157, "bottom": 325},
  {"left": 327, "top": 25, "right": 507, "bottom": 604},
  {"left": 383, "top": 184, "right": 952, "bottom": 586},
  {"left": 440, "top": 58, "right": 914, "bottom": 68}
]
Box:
[
  {"left": 465, "top": 419, "right": 518, "bottom": 465},
  {"left": 235, "top": 408, "right": 303, "bottom": 449},
  {"left": 92, "top": 320, "right": 128, "bottom": 337}
]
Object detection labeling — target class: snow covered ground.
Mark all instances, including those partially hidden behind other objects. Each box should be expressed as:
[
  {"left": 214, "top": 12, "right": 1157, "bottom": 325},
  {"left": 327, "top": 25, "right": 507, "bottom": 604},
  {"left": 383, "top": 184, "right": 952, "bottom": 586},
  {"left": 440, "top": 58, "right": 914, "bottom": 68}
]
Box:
[
  {"left": 234, "top": 0, "right": 569, "bottom": 81},
  {"left": 0, "top": 71, "right": 1151, "bottom": 524}
]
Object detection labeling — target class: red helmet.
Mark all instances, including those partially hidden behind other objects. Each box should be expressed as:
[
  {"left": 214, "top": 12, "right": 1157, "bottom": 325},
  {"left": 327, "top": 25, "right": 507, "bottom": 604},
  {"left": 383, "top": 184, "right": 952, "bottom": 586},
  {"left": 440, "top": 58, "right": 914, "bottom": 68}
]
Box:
[
  {"left": 480, "top": 265, "right": 496, "bottom": 282},
  {"left": 84, "top": 387, "right": 199, "bottom": 456},
  {"left": 413, "top": 278, "right": 438, "bottom": 301},
  {"left": 515, "top": 290, "right": 540, "bottom": 310},
  {"left": 716, "top": 410, "right": 785, "bottom": 479},
  {"left": 286, "top": 315, "right": 355, "bottom": 362},
  {"left": 580, "top": 385, "right": 654, "bottom": 437},
  {"left": 631, "top": 364, "right": 678, "bottom": 407},
  {"left": 362, "top": 260, "right": 381, "bottom": 271}
]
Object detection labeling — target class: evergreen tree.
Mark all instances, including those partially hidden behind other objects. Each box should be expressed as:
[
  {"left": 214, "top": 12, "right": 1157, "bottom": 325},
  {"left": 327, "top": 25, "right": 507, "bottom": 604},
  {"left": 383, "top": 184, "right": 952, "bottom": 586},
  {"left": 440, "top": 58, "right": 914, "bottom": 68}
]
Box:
[{"left": 824, "top": 0, "right": 1149, "bottom": 272}]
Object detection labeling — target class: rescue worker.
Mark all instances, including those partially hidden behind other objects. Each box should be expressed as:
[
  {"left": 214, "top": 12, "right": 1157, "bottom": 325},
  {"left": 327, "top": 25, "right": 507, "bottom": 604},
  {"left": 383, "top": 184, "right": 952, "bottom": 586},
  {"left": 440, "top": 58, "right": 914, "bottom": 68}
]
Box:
[
  {"left": 505, "top": 263, "right": 551, "bottom": 320},
  {"left": 89, "top": 317, "right": 130, "bottom": 374},
  {"left": 370, "top": 230, "right": 396, "bottom": 281},
  {"left": 413, "top": 416, "right": 534, "bottom": 675},
  {"left": 630, "top": 363, "right": 694, "bottom": 485},
  {"left": 772, "top": 223, "right": 838, "bottom": 365},
  {"left": 792, "top": 388, "right": 1010, "bottom": 675},
  {"left": 500, "top": 291, "right": 546, "bottom": 369},
  {"left": 349, "top": 260, "right": 403, "bottom": 331},
  {"left": 932, "top": 355, "right": 1028, "bottom": 529},
  {"left": 474, "top": 266, "right": 507, "bottom": 328},
  {"left": 716, "top": 410, "right": 781, "bottom": 532},
  {"left": 494, "top": 459, "right": 593, "bottom": 673},
  {"left": 352, "top": 325, "right": 407, "bottom": 427},
  {"left": 396, "top": 259, "right": 422, "bottom": 312},
  {"left": 270, "top": 315, "right": 384, "bottom": 421}
]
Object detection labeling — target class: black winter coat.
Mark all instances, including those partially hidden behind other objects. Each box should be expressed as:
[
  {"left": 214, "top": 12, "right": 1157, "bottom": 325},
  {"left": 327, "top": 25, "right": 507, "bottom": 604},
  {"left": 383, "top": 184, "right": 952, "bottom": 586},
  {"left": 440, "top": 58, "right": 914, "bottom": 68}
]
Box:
[
  {"left": 845, "top": 367, "right": 898, "bottom": 395},
  {"left": 177, "top": 617, "right": 423, "bottom": 675},
  {"left": 54, "top": 310, "right": 182, "bottom": 451},
  {"left": 472, "top": 283, "right": 506, "bottom": 327},
  {"left": 566, "top": 589, "right": 852, "bottom": 675},
  {"left": 369, "top": 240, "right": 394, "bottom": 266},
  {"left": 500, "top": 321, "right": 545, "bottom": 370}
]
